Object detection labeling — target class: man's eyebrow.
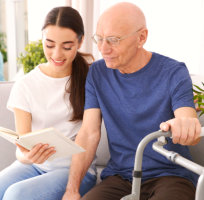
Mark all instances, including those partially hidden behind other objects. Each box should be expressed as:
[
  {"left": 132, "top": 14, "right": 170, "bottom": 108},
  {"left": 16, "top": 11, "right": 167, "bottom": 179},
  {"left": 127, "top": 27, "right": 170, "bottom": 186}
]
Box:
[{"left": 46, "top": 38, "right": 74, "bottom": 44}]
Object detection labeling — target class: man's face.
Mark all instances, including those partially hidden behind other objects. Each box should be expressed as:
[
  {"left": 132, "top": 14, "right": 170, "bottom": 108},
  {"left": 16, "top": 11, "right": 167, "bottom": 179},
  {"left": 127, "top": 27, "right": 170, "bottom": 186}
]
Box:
[{"left": 96, "top": 21, "right": 140, "bottom": 73}]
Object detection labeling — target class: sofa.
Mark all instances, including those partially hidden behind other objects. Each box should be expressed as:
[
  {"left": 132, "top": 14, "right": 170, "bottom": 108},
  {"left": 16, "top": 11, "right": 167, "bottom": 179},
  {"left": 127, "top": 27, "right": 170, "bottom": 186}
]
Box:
[{"left": 0, "top": 79, "right": 204, "bottom": 184}]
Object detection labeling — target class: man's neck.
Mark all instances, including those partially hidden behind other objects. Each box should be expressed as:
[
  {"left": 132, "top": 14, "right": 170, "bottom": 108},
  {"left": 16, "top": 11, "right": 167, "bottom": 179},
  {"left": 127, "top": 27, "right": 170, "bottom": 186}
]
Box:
[{"left": 119, "top": 49, "right": 152, "bottom": 74}]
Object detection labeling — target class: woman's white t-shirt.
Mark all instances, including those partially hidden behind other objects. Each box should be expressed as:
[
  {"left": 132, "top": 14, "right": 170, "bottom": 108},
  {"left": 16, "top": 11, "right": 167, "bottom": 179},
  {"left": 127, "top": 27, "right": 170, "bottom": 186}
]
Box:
[{"left": 7, "top": 66, "right": 95, "bottom": 174}]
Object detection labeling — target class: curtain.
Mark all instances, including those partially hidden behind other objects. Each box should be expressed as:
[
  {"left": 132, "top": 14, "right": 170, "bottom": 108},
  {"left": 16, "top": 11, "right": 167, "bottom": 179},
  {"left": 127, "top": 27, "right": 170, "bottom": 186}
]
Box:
[{"left": 68, "top": 0, "right": 100, "bottom": 60}]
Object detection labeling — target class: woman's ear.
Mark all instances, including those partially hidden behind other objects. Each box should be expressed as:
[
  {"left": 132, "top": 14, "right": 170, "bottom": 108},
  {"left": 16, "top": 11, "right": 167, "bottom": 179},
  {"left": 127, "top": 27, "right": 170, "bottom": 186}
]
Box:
[{"left": 78, "top": 36, "right": 84, "bottom": 49}]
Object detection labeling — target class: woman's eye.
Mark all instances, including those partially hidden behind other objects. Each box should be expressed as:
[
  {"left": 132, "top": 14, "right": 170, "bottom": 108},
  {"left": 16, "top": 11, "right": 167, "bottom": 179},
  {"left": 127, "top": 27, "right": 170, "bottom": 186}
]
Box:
[
  {"left": 46, "top": 45, "right": 54, "bottom": 48},
  {"left": 45, "top": 45, "right": 72, "bottom": 50},
  {"left": 64, "top": 47, "right": 72, "bottom": 50}
]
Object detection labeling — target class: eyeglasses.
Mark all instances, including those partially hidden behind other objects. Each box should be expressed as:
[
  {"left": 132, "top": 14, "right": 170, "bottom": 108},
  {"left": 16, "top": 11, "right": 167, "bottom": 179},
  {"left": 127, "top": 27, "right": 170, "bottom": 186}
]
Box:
[{"left": 92, "top": 29, "right": 142, "bottom": 46}]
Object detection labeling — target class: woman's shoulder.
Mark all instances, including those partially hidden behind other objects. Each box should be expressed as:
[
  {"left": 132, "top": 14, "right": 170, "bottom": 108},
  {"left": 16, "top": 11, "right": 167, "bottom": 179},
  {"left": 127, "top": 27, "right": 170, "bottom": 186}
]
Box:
[{"left": 13, "top": 66, "right": 40, "bottom": 89}]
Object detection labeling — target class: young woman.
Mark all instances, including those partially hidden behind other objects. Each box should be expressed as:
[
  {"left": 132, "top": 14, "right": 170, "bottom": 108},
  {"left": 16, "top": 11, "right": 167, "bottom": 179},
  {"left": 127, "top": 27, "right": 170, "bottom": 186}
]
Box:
[{"left": 0, "top": 7, "right": 96, "bottom": 200}]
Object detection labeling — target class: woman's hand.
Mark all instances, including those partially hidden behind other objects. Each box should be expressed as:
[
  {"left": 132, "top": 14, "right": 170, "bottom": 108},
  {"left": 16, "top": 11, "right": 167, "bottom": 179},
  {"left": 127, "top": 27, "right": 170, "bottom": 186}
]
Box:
[{"left": 16, "top": 143, "right": 56, "bottom": 164}]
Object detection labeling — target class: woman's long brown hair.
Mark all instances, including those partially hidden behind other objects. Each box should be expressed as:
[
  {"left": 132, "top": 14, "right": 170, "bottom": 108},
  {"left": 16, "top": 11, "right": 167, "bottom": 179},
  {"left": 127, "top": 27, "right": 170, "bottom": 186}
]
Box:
[{"left": 42, "top": 6, "right": 94, "bottom": 121}]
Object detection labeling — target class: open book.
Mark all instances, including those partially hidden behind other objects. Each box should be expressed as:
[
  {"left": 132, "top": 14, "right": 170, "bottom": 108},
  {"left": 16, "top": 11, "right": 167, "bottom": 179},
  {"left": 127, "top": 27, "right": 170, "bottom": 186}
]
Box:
[{"left": 0, "top": 126, "right": 85, "bottom": 161}]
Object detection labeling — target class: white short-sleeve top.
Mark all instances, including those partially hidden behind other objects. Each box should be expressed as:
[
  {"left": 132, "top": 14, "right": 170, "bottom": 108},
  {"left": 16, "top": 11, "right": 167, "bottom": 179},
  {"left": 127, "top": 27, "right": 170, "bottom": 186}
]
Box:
[{"left": 7, "top": 66, "right": 95, "bottom": 174}]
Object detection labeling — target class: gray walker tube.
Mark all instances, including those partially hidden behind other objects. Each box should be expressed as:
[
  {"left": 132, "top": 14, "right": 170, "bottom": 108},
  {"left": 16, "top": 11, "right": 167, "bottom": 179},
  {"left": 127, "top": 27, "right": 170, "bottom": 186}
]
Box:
[{"left": 121, "top": 127, "right": 204, "bottom": 200}]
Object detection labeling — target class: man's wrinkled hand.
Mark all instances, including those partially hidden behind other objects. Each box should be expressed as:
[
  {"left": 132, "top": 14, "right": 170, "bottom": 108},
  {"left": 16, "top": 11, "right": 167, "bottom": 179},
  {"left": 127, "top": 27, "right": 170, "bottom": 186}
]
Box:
[{"left": 160, "top": 117, "right": 201, "bottom": 145}]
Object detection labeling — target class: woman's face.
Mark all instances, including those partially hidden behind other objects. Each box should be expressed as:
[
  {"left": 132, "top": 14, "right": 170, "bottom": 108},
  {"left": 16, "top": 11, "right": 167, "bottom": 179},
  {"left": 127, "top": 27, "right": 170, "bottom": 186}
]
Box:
[{"left": 42, "top": 25, "right": 82, "bottom": 77}]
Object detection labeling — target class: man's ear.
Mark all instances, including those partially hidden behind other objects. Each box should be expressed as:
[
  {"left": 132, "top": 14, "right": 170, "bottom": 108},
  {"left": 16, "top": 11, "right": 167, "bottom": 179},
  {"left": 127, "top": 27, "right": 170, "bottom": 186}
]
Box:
[
  {"left": 78, "top": 36, "right": 84, "bottom": 49},
  {"left": 137, "top": 29, "right": 148, "bottom": 48}
]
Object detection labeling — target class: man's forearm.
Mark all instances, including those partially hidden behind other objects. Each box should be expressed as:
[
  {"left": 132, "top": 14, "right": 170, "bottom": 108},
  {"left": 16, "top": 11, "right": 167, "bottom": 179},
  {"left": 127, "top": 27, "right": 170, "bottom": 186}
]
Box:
[
  {"left": 65, "top": 154, "right": 93, "bottom": 194},
  {"left": 65, "top": 129, "right": 100, "bottom": 194}
]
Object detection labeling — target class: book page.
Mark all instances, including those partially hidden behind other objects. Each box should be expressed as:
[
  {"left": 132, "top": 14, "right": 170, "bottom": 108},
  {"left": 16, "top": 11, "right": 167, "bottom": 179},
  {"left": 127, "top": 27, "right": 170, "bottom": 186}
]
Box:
[
  {"left": 0, "top": 127, "right": 18, "bottom": 144},
  {"left": 0, "top": 126, "right": 18, "bottom": 136},
  {"left": 0, "top": 131, "right": 17, "bottom": 144},
  {"left": 19, "top": 127, "right": 85, "bottom": 161}
]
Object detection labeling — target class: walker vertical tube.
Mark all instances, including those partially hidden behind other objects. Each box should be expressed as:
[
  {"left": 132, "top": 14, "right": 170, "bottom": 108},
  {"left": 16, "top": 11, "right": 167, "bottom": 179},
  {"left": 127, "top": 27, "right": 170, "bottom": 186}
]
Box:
[{"left": 131, "top": 130, "right": 171, "bottom": 199}]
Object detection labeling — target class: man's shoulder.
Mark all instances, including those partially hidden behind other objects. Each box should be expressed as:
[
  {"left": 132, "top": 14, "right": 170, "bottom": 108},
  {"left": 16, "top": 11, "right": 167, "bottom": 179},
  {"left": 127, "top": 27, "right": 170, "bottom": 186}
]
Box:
[
  {"left": 91, "top": 59, "right": 106, "bottom": 68},
  {"left": 153, "top": 52, "right": 187, "bottom": 70},
  {"left": 89, "top": 59, "right": 108, "bottom": 75}
]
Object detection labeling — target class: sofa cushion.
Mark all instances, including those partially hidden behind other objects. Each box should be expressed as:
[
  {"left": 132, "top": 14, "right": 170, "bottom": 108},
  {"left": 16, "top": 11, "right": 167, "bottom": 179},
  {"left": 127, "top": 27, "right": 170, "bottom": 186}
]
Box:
[
  {"left": 0, "top": 81, "right": 16, "bottom": 170},
  {"left": 188, "top": 74, "right": 204, "bottom": 165},
  {"left": 0, "top": 81, "right": 15, "bottom": 130},
  {"left": 189, "top": 113, "right": 204, "bottom": 165},
  {"left": 96, "top": 121, "right": 110, "bottom": 166}
]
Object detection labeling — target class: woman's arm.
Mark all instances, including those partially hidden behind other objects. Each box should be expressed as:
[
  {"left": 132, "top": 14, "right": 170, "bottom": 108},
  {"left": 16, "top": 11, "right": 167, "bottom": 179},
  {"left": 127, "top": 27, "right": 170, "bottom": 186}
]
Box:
[{"left": 14, "top": 108, "right": 56, "bottom": 164}]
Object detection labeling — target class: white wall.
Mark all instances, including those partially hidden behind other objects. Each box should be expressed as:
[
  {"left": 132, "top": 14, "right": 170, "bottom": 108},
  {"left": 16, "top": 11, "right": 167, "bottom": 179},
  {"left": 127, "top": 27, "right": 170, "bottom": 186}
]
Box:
[
  {"left": 94, "top": 0, "right": 204, "bottom": 76},
  {"left": 27, "top": 0, "right": 66, "bottom": 41},
  {"left": 6, "top": 0, "right": 204, "bottom": 80}
]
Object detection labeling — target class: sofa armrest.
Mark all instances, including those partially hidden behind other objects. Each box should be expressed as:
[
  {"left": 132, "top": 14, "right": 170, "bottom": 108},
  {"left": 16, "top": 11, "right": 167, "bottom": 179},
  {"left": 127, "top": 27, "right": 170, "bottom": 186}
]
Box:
[{"left": 189, "top": 113, "right": 204, "bottom": 165}]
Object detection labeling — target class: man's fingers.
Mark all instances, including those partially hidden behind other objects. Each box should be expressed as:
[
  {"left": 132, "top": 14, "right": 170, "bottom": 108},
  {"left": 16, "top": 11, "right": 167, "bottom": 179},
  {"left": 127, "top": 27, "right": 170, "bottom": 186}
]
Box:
[
  {"left": 161, "top": 119, "right": 181, "bottom": 144},
  {"left": 160, "top": 121, "right": 170, "bottom": 131},
  {"left": 161, "top": 118, "right": 201, "bottom": 145}
]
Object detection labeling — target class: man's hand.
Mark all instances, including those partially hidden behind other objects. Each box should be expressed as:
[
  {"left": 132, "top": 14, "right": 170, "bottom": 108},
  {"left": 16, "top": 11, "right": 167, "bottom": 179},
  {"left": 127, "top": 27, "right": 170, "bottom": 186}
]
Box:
[
  {"left": 62, "top": 190, "right": 81, "bottom": 200},
  {"left": 160, "top": 117, "right": 201, "bottom": 145}
]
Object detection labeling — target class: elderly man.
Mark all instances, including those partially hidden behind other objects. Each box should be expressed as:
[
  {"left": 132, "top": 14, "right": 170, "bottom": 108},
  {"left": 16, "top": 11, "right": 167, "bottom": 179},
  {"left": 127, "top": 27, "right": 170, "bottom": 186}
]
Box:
[{"left": 63, "top": 2, "right": 201, "bottom": 200}]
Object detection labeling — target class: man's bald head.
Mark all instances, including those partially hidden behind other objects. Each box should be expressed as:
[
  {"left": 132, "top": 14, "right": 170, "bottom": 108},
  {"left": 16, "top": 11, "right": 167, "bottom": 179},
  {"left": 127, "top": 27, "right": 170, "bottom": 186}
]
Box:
[
  {"left": 97, "top": 2, "right": 146, "bottom": 34},
  {"left": 95, "top": 2, "right": 150, "bottom": 73}
]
